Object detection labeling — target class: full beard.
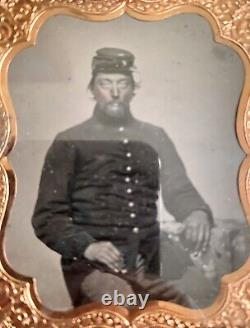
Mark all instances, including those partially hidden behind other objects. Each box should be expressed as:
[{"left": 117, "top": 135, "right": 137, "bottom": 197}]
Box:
[{"left": 101, "top": 101, "right": 129, "bottom": 120}]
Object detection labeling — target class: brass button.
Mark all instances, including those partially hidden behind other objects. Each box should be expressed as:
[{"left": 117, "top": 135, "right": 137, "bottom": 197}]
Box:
[
  {"left": 128, "top": 202, "right": 134, "bottom": 207},
  {"left": 130, "top": 213, "right": 136, "bottom": 218},
  {"left": 132, "top": 227, "right": 139, "bottom": 234},
  {"left": 126, "top": 166, "right": 132, "bottom": 172},
  {"left": 119, "top": 126, "right": 125, "bottom": 132},
  {"left": 126, "top": 152, "right": 132, "bottom": 158},
  {"left": 125, "top": 177, "right": 131, "bottom": 183},
  {"left": 126, "top": 188, "right": 132, "bottom": 194},
  {"left": 123, "top": 138, "right": 129, "bottom": 144}
]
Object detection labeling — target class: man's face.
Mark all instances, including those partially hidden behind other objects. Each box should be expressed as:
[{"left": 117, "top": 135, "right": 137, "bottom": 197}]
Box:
[{"left": 91, "top": 73, "right": 134, "bottom": 119}]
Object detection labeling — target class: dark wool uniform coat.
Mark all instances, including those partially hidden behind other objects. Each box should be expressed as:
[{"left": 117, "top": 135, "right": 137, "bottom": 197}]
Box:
[{"left": 32, "top": 107, "right": 212, "bottom": 306}]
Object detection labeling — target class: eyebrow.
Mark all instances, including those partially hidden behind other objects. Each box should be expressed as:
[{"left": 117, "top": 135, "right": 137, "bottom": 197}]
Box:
[{"left": 98, "top": 78, "right": 130, "bottom": 82}]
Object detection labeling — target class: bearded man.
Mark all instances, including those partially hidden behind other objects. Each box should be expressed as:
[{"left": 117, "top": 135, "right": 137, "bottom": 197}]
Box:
[{"left": 32, "top": 48, "right": 213, "bottom": 307}]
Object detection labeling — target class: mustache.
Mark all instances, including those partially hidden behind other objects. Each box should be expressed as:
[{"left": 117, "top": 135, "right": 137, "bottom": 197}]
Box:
[
  {"left": 108, "top": 100, "right": 124, "bottom": 105},
  {"left": 104, "top": 101, "right": 128, "bottom": 110},
  {"left": 107, "top": 101, "right": 128, "bottom": 107}
]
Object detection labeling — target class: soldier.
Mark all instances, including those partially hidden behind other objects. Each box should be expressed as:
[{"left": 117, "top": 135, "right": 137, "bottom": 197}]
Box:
[{"left": 32, "top": 48, "right": 213, "bottom": 307}]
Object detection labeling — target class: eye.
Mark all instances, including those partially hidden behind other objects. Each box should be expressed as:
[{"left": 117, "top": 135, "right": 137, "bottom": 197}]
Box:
[
  {"left": 118, "top": 80, "right": 130, "bottom": 89},
  {"left": 98, "top": 80, "right": 112, "bottom": 89}
]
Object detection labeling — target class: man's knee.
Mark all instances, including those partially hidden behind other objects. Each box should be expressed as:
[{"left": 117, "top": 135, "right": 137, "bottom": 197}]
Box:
[{"left": 80, "top": 270, "right": 134, "bottom": 301}]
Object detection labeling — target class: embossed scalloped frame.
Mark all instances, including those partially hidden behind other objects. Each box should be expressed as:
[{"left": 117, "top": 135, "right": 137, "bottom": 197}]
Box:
[{"left": 0, "top": 0, "right": 249, "bottom": 327}]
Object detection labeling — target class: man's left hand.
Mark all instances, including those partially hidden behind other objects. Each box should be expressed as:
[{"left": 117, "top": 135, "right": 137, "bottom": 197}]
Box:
[{"left": 183, "top": 210, "right": 211, "bottom": 255}]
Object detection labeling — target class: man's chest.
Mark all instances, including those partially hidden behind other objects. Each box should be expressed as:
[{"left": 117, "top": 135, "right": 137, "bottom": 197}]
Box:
[{"left": 73, "top": 140, "right": 160, "bottom": 179}]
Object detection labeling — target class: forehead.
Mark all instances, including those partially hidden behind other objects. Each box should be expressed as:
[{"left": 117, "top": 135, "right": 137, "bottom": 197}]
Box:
[{"left": 94, "top": 73, "right": 131, "bottom": 82}]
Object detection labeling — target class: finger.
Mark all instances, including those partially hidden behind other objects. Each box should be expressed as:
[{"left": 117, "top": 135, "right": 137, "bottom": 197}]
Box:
[
  {"left": 101, "top": 256, "right": 122, "bottom": 272},
  {"left": 107, "top": 256, "right": 124, "bottom": 270},
  {"left": 135, "top": 265, "right": 145, "bottom": 275},
  {"left": 184, "top": 217, "right": 192, "bottom": 225},
  {"left": 185, "top": 226, "right": 192, "bottom": 241},
  {"left": 137, "top": 254, "right": 142, "bottom": 259},
  {"left": 103, "top": 247, "right": 123, "bottom": 264},
  {"left": 106, "top": 263, "right": 120, "bottom": 272},
  {"left": 136, "top": 255, "right": 144, "bottom": 268},
  {"left": 99, "top": 256, "right": 117, "bottom": 271},
  {"left": 99, "top": 253, "right": 121, "bottom": 269},
  {"left": 203, "top": 225, "right": 211, "bottom": 251},
  {"left": 136, "top": 254, "right": 142, "bottom": 263},
  {"left": 106, "top": 249, "right": 124, "bottom": 264},
  {"left": 191, "top": 225, "right": 199, "bottom": 243},
  {"left": 106, "top": 243, "right": 121, "bottom": 256},
  {"left": 136, "top": 260, "right": 144, "bottom": 269},
  {"left": 101, "top": 253, "right": 123, "bottom": 268},
  {"left": 102, "top": 249, "right": 122, "bottom": 263},
  {"left": 195, "top": 225, "right": 205, "bottom": 253}
]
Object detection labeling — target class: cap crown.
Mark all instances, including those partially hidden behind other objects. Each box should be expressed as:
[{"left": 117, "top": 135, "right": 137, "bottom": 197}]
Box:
[{"left": 92, "top": 47, "right": 135, "bottom": 74}]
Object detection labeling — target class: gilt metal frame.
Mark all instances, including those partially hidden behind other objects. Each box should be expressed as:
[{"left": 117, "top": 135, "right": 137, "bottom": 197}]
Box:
[{"left": 0, "top": 0, "right": 249, "bottom": 327}]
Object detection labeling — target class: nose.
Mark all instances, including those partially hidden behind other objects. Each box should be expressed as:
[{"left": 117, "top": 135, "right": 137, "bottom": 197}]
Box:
[{"left": 111, "top": 84, "right": 119, "bottom": 99}]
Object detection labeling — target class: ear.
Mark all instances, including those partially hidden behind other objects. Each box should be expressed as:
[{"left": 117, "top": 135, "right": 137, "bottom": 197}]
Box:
[
  {"left": 87, "top": 88, "right": 95, "bottom": 100},
  {"left": 131, "top": 89, "right": 136, "bottom": 98}
]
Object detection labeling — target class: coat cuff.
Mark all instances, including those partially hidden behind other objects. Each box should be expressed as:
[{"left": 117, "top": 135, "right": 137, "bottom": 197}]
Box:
[{"left": 55, "top": 232, "right": 96, "bottom": 259}]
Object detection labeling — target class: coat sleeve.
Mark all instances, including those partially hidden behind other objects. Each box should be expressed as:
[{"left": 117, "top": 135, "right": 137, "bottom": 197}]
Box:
[
  {"left": 158, "top": 128, "right": 213, "bottom": 224},
  {"left": 32, "top": 134, "right": 95, "bottom": 259}
]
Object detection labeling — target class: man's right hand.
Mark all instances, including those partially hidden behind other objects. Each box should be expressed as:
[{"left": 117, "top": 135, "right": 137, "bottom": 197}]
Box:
[{"left": 84, "top": 242, "right": 124, "bottom": 272}]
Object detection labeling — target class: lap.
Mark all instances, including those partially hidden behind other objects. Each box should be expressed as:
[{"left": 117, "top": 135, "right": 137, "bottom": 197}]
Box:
[
  {"left": 80, "top": 269, "right": 134, "bottom": 301},
  {"left": 62, "top": 259, "right": 188, "bottom": 307}
]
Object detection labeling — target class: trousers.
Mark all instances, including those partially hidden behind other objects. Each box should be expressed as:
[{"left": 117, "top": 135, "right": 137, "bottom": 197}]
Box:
[{"left": 63, "top": 259, "right": 189, "bottom": 307}]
